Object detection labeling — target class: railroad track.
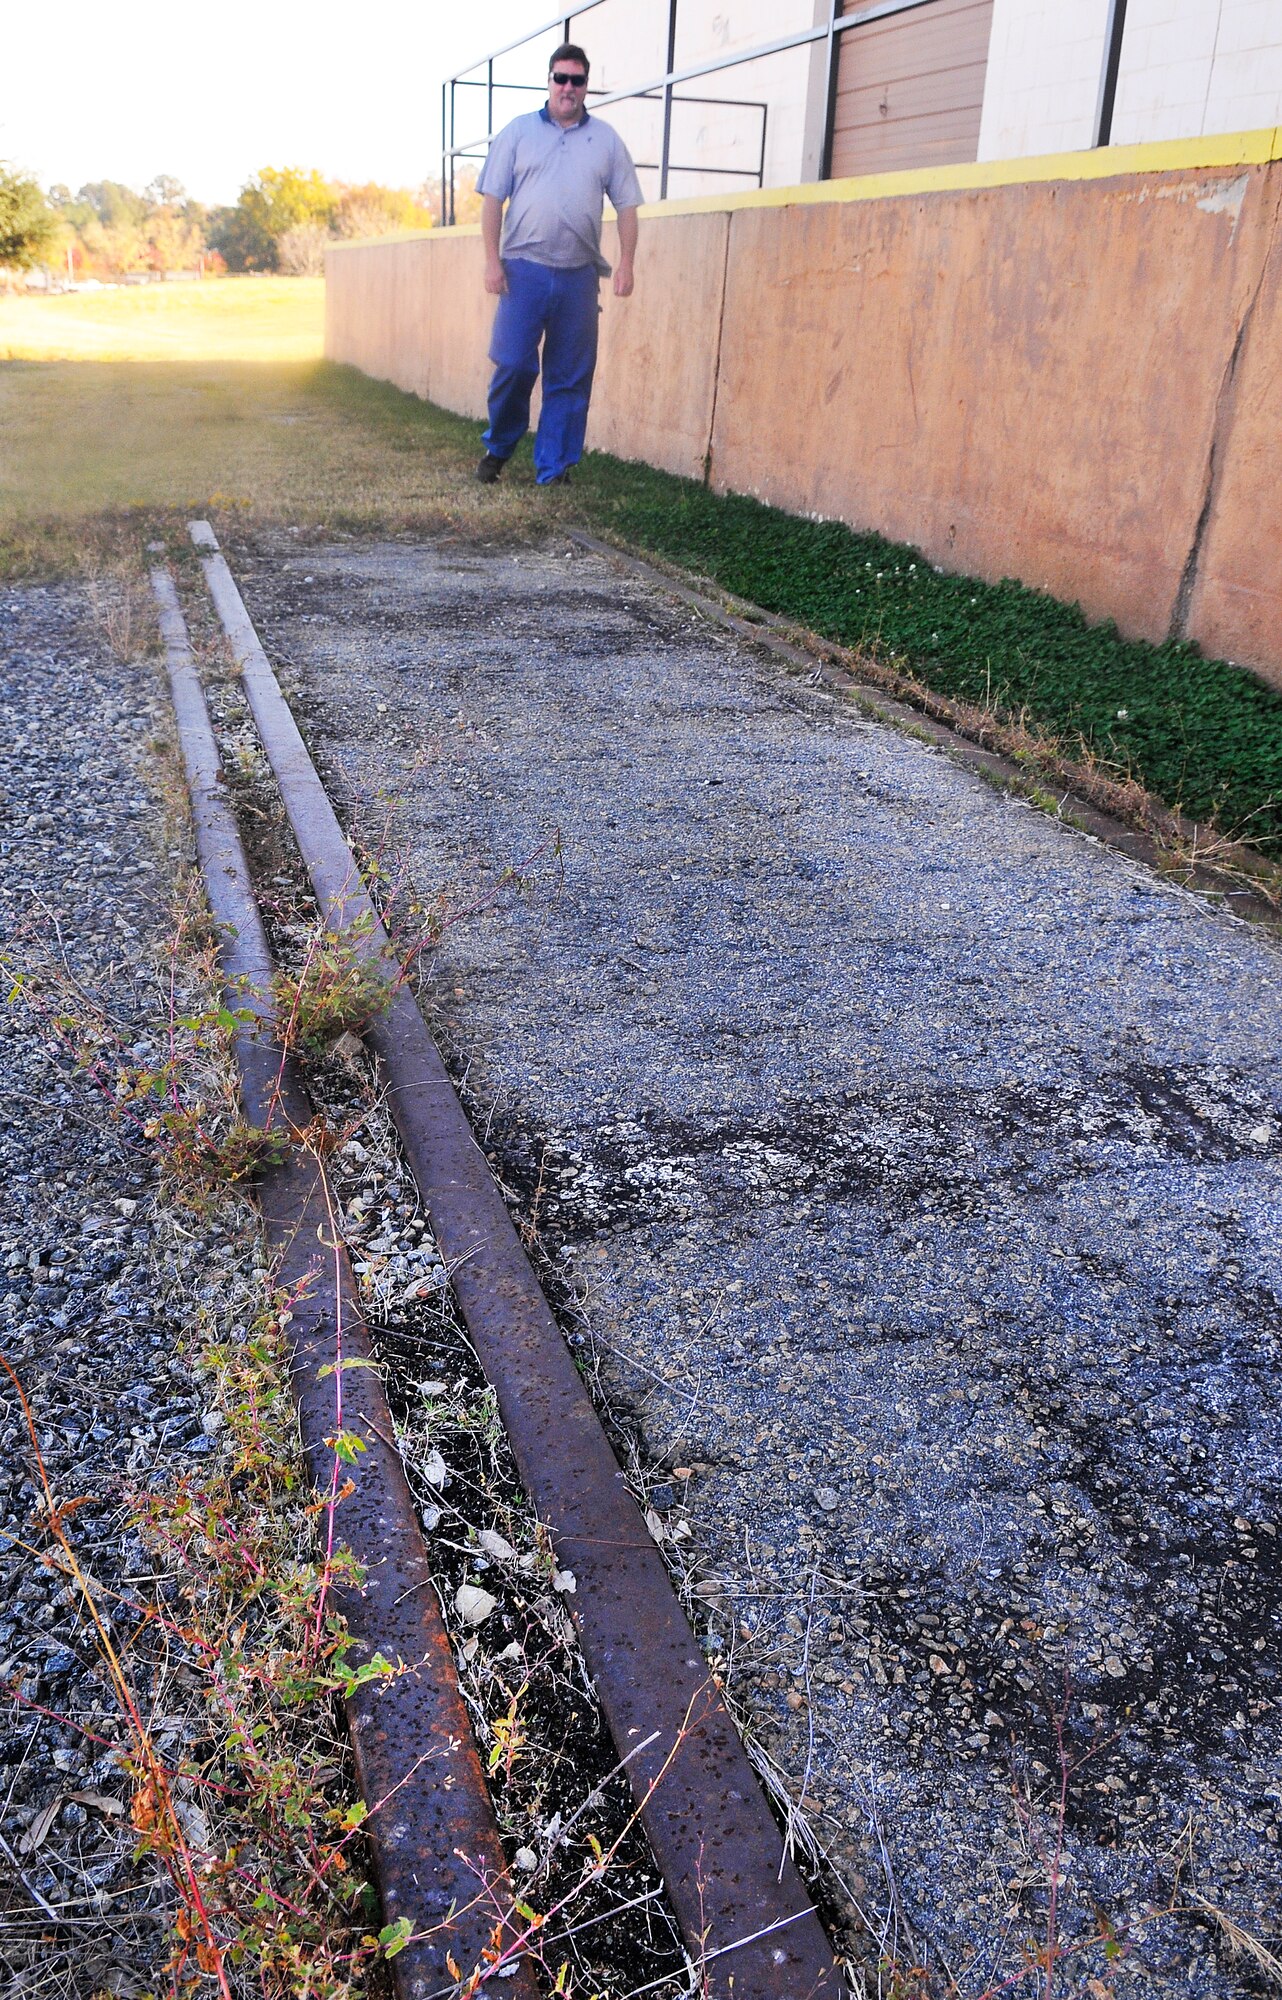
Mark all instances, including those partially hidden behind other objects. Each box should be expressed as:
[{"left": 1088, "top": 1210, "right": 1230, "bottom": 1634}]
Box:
[{"left": 149, "top": 526, "right": 841, "bottom": 1999}]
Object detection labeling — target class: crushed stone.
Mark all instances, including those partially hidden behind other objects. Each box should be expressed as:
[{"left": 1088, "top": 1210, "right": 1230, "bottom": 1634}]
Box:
[{"left": 0, "top": 582, "right": 260, "bottom": 1995}]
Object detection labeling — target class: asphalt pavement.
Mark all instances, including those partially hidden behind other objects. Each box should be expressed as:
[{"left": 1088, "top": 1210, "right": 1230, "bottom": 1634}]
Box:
[{"left": 235, "top": 531, "right": 1282, "bottom": 1998}]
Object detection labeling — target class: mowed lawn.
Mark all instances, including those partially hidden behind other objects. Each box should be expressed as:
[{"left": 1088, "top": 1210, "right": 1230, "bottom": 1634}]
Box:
[
  {"left": 0, "top": 275, "right": 542, "bottom": 563},
  {"left": 0, "top": 276, "right": 326, "bottom": 363}
]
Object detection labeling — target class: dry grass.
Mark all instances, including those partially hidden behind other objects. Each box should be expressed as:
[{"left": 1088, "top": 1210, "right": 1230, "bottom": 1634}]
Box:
[{"left": 0, "top": 277, "right": 568, "bottom": 575}]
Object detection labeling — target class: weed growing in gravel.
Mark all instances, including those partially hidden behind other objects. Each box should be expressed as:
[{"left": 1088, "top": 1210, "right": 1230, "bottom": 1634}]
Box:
[
  {"left": 272, "top": 920, "right": 398, "bottom": 1059},
  {"left": 0, "top": 1353, "right": 234, "bottom": 1989},
  {"left": 863, "top": 1675, "right": 1278, "bottom": 2000},
  {"left": 2, "top": 1279, "right": 416, "bottom": 1997},
  {"left": 82, "top": 548, "right": 155, "bottom": 664},
  {"left": 142, "top": 1100, "right": 293, "bottom": 1192},
  {"left": 318, "top": 1083, "right": 697, "bottom": 1999},
  {"left": 2, "top": 903, "right": 409, "bottom": 1981},
  {"left": 121, "top": 1291, "right": 413, "bottom": 1995},
  {"left": 5, "top": 935, "right": 294, "bottom": 1203}
]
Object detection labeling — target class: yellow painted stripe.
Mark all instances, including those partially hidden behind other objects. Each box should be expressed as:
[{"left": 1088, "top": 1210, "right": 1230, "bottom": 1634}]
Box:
[
  {"left": 327, "top": 125, "right": 1281, "bottom": 249},
  {"left": 644, "top": 126, "right": 1282, "bottom": 219}
]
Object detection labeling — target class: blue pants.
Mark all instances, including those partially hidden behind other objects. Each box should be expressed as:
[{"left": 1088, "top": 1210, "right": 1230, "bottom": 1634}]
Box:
[{"left": 483, "top": 259, "right": 600, "bottom": 483}]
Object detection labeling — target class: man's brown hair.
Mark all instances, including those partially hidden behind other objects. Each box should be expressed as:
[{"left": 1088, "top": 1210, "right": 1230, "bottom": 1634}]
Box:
[{"left": 548, "top": 43, "right": 589, "bottom": 76}]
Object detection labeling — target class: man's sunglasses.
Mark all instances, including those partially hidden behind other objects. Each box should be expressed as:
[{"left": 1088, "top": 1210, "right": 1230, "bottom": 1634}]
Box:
[{"left": 551, "top": 71, "right": 588, "bottom": 86}]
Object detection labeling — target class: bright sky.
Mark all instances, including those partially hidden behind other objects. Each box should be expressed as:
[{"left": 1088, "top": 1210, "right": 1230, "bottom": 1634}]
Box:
[{"left": 0, "top": 1, "right": 562, "bottom": 205}]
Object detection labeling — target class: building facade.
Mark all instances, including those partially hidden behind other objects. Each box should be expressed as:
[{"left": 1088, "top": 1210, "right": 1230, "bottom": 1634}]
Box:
[{"left": 446, "top": 0, "right": 1282, "bottom": 210}]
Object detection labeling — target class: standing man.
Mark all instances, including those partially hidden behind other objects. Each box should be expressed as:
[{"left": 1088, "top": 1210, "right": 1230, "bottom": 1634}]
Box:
[{"left": 474, "top": 44, "right": 643, "bottom": 486}]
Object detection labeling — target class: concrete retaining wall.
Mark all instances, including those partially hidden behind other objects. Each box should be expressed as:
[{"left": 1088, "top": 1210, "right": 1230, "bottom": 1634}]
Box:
[{"left": 325, "top": 131, "right": 1282, "bottom": 688}]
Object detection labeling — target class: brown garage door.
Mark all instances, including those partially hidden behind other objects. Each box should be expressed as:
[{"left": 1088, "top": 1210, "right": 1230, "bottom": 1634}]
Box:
[{"left": 830, "top": 0, "right": 995, "bottom": 179}]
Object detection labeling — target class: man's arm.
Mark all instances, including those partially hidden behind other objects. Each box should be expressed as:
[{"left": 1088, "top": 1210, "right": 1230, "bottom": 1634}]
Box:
[
  {"left": 482, "top": 194, "right": 506, "bottom": 294},
  {"left": 614, "top": 206, "right": 638, "bottom": 298}
]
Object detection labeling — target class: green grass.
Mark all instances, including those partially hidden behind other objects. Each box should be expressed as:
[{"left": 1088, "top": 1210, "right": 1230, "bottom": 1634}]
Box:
[{"left": 2, "top": 277, "right": 1280, "bottom": 857}]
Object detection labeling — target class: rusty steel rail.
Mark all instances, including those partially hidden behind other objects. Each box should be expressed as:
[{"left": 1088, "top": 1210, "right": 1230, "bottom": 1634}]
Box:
[
  {"left": 152, "top": 568, "right": 538, "bottom": 2000},
  {"left": 187, "top": 521, "right": 841, "bottom": 1998}
]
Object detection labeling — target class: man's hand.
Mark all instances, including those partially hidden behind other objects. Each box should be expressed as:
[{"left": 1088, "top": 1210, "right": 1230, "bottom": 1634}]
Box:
[
  {"left": 484, "top": 260, "right": 508, "bottom": 295},
  {"left": 612, "top": 263, "right": 634, "bottom": 298}
]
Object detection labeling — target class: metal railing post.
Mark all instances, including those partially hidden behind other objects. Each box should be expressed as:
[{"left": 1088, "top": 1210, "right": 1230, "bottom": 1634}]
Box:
[
  {"left": 487, "top": 57, "right": 494, "bottom": 142},
  {"left": 449, "top": 78, "right": 457, "bottom": 224},
  {"left": 819, "top": 0, "right": 841, "bottom": 180},
  {"left": 440, "top": 81, "right": 447, "bottom": 225},
  {"left": 660, "top": 0, "right": 679, "bottom": 199},
  {"left": 1094, "top": 0, "right": 1129, "bottom": 147}
]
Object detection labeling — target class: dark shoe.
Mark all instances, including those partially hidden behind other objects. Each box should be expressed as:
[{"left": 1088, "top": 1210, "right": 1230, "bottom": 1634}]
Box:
[
  {"left": 475, "top": 454, "right": 506, "bottom": 484},
  {"left": 541, "top": 468, "right": 573, "bottom": 486}
]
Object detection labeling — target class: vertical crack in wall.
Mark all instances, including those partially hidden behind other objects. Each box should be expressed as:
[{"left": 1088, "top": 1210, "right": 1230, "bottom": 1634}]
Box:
[
  {"left": 1171, "top": 177, "right": 1282, "bottom": 642},
  {"left": 702, "top": 212, "right": 734, "bottom": 488}
]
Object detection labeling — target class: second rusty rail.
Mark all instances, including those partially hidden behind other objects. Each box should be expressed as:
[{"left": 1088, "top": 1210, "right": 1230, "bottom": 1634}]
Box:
[
  {"left": 187, "top": 519, "right": 840, "bottom": 1998},
  {"left": 152, "top": 566, "right": 538, "bottom": 2000}
]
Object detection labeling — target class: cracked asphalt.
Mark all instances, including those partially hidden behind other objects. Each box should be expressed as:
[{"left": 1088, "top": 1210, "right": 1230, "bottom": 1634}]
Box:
[{"left": 234, "top": 531, "right": 1282, "bottom": 1997}]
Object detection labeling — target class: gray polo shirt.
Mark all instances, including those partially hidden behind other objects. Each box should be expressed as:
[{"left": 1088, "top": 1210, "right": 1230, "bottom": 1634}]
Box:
[{"left": 476, "top": 106, "right": 643, "bottom": 277}]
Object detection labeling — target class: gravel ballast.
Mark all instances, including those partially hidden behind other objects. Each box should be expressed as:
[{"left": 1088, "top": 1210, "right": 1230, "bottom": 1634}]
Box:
[
  {"left": 0, "top": 579, "right": 258, "bottom": 1996},
  {"left": 230, "top": 533, "right": 1282, "bottom": 1998}
]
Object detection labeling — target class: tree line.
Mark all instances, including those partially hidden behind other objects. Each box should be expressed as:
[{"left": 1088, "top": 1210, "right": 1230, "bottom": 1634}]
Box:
[{"left": 0, "top": 163, "right": 479, "bottom": 280}]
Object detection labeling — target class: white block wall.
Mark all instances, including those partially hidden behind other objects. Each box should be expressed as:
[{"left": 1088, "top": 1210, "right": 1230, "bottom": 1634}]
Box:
[
  {"left": 675, "top": 0, "right": 822, "bottom": 191},
  {"left": 977, "top": 0, "right": 1114, "bottom": 159},
  {"left": 978, "top": 0, "right": 1282, "bottom": 162},
  {"left": 586, "top": 0, "right": 819, "bottom": 195},
  {"left": 1111, "top": 0, "right": 1282, "bottom": 145}
]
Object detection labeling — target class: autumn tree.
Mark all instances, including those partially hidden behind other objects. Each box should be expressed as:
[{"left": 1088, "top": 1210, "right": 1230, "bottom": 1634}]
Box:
[
  {"left": 332, "top": 181, "right": 435, "bottom": 239},
  {"left": 208, "top": 166, "right": 336, "bottom": 270},
  {"left": 276, "top": 224, "right": 332, "bottom": 275},
  {"left": 210, "top": 167, "right": 438, "bottom": 269},
  {"left": 52, "top": 182, "right": 150, "bottom": 274},
  {"left": 141, "top": 178, "right": 207, "bottom": 272},
  {"left": 40, "top": 163, "right": 443, "bottom": 279},
  {"left": 419, "top": 169, "right": 482, "bottom": 226}
]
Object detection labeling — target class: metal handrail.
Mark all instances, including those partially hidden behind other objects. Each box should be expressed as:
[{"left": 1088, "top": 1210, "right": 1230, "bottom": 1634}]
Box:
[
  {"left": 447, "top": 89, "right": 770, "bottom": 190},
  {"left": 627, "top": 90, "right": 769, "bottom": 193},
  {"left": 437, "top": 0, "right": 985, "bottom": 222},
  {"left": 452, "top": 0, "right": 612, "bottom": 78}
]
